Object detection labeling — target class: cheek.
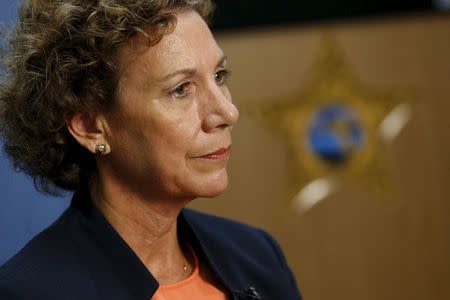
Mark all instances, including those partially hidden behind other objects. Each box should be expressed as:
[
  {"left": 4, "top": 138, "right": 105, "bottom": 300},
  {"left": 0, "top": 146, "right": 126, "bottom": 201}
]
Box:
[
  {"left": 106, "top": 99, "right": 201, "bottom": 171},
  {"left": 149, "top": 122, "right": 198, "bottom": 167},
  {"left": 129, "top": 111, "right": 199, "bottom": 161},
  {"left": 152, "top": 107, "right": 201, "bottom": 151}
]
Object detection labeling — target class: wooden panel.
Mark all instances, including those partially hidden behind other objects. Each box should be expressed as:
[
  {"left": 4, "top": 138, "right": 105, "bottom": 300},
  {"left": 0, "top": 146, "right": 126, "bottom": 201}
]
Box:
[{"left": 190, "top": 15, "right": 450, "bottom": 300}]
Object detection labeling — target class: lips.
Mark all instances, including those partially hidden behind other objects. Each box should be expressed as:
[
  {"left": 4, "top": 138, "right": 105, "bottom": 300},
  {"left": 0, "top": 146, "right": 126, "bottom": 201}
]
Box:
[{"left": 199, "top": 145, "right": 231, "bottom": 160}]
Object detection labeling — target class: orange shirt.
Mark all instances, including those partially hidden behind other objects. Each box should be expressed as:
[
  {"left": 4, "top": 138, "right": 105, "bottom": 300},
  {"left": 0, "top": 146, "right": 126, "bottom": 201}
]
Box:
[{"left": 151, "top": 249, "right": 227, "bottom": 300}]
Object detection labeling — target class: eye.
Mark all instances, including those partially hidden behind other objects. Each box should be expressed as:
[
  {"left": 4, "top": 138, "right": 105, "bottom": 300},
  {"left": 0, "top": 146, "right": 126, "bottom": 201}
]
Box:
[
  {"left": 170, "top": 82, "right": 192, "bottom": 98},
  {"left": 213, "top": 69, "right": 231, "bottom": 86}
]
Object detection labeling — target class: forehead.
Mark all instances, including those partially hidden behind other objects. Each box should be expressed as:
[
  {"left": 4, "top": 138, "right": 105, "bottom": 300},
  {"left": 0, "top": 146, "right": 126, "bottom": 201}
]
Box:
[{"left": 116, "top": 10, "right": 223, "bottom": 82}]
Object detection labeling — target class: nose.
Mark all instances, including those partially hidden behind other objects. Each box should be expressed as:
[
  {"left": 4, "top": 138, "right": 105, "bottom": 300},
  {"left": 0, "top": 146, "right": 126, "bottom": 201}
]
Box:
[{"left": 202, "top": 85, "right": 239, "bottom": 132}]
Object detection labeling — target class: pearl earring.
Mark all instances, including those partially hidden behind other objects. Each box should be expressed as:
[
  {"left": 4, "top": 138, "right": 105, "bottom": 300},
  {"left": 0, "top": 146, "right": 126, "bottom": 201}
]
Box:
[{"left": 95, "top": 144, "right": 106, "bottom": 155}]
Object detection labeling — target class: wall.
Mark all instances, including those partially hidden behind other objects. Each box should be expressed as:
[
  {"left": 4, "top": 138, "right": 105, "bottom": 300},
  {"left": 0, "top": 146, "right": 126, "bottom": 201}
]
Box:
[{"left": 191, "top": 15, "right": 450, "bottom": 300}]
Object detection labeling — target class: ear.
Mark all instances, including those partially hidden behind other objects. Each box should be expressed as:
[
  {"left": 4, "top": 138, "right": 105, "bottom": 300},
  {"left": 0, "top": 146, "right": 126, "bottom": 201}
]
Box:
[{"left": 67, "top": 112, "right": 111, "bottom": 155}]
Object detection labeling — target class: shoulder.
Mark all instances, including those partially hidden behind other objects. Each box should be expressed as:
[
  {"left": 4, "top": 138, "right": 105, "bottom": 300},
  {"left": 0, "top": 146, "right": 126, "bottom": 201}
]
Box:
[
  {"left": 181, "top": 209, "right": 302, "bottom": 299},
  {"left": 0, "top": 210, "right": 73, "bottom": 275},
  {"left": 182, "top": 208, "right": 275, "bottom": 249},
  {"left": 182, "top": 208, "right": 285, "bottom": 257},
  {"left": 182, "top": 208, "right": 262, "bottom": 235},
  {"left": 0, "top": 209, "right": 85, "bottom": 299},
  {"left": 182, "top": 208, "right": 286, "bottom": 263}
]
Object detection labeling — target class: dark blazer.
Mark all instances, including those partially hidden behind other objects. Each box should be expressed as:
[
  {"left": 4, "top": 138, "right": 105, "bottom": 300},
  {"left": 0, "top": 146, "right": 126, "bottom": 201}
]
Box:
[{"left": 0, "top": 188, "right": 302, "bottom": 300}]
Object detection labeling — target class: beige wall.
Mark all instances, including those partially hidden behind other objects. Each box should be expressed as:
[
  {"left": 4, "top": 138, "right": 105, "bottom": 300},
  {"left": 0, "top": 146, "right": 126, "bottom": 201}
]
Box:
[{"left": 190, "top": 15, "right": 450, "bottom": 300}]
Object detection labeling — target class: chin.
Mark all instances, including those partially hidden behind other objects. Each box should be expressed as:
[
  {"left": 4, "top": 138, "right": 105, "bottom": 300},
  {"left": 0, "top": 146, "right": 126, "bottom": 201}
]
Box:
[{"left": 195, "top": 171, "right": 229, "bottom": 198}]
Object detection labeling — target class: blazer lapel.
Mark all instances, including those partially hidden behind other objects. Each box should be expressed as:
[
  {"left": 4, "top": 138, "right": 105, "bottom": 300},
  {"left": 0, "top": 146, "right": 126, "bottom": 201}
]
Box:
[{"left": 179, "top": 209, "right": 264, "bottom": 300}]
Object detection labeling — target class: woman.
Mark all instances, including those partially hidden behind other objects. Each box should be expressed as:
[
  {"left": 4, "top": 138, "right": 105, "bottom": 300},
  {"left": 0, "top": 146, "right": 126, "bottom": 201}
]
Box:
[{"left": 0, "top": 0, "right": 302, "bottom": 299}]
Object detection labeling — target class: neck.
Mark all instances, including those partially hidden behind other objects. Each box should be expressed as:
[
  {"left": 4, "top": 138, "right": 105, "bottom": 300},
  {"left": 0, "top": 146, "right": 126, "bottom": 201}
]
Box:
[{"left": 90, "top": 173, "right": 194, "bottom": 285}]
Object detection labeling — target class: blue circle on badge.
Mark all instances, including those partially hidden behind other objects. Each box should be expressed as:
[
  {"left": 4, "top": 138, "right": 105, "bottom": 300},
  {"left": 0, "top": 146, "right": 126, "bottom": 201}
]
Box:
[{"left": 307, "top": 103, "right": 365, "bottom": 164}]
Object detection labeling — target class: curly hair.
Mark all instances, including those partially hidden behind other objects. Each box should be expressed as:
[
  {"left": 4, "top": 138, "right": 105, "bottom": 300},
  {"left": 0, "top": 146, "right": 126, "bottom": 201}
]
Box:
[{"left": 0, "top": 0, "right": 213, "bottom": 195}]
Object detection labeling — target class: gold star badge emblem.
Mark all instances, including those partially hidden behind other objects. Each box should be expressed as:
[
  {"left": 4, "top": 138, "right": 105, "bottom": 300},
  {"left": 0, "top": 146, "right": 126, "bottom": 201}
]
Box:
[{"left": 249, "top": 33, "right": 414, "bottom": 213}]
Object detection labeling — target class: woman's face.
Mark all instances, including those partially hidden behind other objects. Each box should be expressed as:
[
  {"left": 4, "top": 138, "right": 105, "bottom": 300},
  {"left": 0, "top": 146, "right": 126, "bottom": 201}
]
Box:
[{"left": 102, "top": 10, "right": 239, "bottom": 201}]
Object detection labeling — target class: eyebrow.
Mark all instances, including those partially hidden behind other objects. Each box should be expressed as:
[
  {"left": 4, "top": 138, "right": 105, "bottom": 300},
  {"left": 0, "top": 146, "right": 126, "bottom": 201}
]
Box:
[
  {"left": 158, "top": 55, "right": 228, "bottom": 82},
  {"left": 216, "top": 55, "right": 228, "bottom": 68}
]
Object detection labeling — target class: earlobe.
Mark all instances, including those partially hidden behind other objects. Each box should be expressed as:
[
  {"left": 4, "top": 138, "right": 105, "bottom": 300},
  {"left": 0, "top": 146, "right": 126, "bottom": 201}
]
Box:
[{"left": 67, "top": 113, "right": 110, "bottom": 154}]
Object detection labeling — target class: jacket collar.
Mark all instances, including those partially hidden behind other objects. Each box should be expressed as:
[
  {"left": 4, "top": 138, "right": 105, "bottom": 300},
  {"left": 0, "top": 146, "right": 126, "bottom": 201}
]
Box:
[
  {"left": 71, "top": 188, "right": 250, "bottom": 300},
  {"left": 179, "top": 210, "right": 262, "bottom": 300},
  {"left": 71, "top": 188, "right": 159, "bottom": 299}
]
